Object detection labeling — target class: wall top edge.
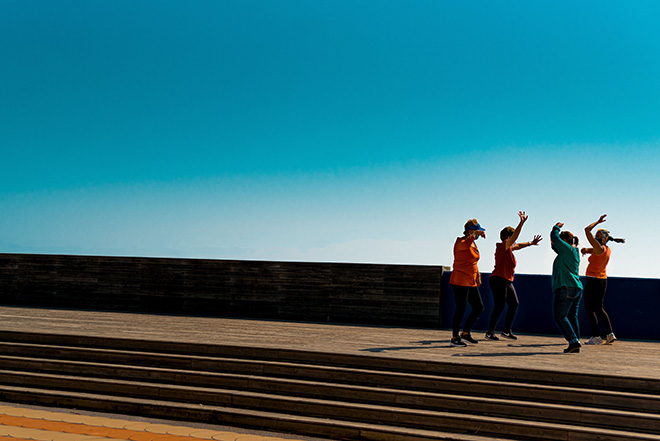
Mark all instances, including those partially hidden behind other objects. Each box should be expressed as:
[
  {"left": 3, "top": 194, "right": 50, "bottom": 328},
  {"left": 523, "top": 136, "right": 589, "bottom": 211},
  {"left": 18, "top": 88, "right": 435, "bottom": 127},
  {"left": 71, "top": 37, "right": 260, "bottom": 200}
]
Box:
[{"left": 0, "top": 253, "right": 450, "bottom": 271}]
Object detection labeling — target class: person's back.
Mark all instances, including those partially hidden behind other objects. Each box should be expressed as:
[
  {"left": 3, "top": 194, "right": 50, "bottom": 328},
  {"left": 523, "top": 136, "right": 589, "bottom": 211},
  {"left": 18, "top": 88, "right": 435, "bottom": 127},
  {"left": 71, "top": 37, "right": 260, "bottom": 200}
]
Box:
[
  {"left": 492, "top": 241, "right": 516, "bottom": 281},
  {"left": 551, "top": 225, "right": 582, "bottom": 292},
  {"left": 450, "top": 236, "right": 480, "bottom": 287},
  {"left": 550, "top": 223, "right": 583, "bottom": 353},
  {"left": 581, "top": 215, "right": 625, "bottom": 345},
  {"left": 586, "top": 245, "right": 611, "bottom": 279}
]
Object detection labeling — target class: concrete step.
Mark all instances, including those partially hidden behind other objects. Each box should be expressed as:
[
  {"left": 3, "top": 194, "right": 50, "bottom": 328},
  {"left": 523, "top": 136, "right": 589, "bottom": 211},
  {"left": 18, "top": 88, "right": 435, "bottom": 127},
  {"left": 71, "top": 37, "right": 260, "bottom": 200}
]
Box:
[
  {"left": 0, "top": 384, "right": 658, "bottom": 441},
  {"left": 1, "top": 332, "right": 660, "bottom": 440},
  {"left": 2, "top": 331, "right": 660, "bottom": 394},
  {"left": 1, "top": 347, "right": 659, "bottom": 415},
  {"left": 0, "top": 368, "right": 658, "bottom": 435}
]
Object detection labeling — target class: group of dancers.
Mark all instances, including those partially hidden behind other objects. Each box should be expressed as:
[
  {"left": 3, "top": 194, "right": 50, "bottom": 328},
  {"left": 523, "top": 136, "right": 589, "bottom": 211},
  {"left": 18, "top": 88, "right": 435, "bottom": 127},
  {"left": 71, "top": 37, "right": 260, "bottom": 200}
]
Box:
[{"left": 449, "top": 212, "right": 624, "bottom": 353}]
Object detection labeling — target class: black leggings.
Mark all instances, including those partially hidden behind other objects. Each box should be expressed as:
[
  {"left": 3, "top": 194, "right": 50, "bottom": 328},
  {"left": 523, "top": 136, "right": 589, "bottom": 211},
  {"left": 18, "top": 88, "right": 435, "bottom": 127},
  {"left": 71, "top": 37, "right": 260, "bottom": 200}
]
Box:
[
  {"left": 584, "top": 277, "right": 613, "bottom": 337},
  {"left": 451, "top": 285, "right": 484, "bottom": 337},
  {"left": 488, "top": 276, "right": 519, "bottom": 334}
]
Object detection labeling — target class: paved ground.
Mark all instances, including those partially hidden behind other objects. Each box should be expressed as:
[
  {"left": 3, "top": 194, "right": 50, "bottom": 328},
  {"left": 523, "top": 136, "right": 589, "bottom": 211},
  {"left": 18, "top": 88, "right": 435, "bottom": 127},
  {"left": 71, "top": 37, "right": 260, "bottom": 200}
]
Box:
[
  {"left": 1, "top": 305, "right": 660, "bottom": 441},
  {"left": 0, "top": 402, "right": 328, "bottom": 441},
  {"left": 1, "top": 306, "right": 659, "bottom": 380}
]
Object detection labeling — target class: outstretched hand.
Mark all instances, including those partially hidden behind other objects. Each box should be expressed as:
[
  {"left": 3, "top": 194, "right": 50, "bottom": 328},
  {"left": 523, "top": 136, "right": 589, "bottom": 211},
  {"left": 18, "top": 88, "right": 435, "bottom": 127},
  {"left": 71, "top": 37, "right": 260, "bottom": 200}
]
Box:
[
  {"left": 531, "top": 235, "right": 543, "bottom": 245},
  {"left": 597, "top": 214, "right": 607, "bottom": 224},
  {"left": 519, "top": 211, "right": 528, "bottom": 223}
]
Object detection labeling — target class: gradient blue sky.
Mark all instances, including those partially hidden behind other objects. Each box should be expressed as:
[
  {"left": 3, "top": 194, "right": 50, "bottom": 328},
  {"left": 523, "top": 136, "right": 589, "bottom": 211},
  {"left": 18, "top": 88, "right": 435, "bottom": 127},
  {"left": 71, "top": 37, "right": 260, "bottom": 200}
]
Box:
[{"left": 2, "top": 1, "right": 659, "bottom": 278}]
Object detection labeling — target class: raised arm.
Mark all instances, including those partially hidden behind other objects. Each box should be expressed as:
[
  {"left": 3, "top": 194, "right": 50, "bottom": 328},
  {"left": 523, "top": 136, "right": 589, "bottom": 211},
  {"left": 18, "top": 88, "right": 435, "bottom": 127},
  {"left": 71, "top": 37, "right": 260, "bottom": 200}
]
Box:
[
  {"left": 584, "top": 214, "right": 606, "bottom": 255},
  {"left": 505, "top": 211, "right": 528, "bottom": 250},
  {"left": 551, "top": 223, "right": 573, "bottom": 255}
]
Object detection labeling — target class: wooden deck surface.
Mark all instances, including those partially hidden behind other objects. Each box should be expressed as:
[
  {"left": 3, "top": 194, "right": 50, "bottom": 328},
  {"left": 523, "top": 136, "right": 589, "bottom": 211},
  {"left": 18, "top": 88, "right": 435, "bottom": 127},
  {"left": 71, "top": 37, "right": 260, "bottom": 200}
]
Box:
[{"left": 0, "top": 306, "right": 658, "bottom": 381}]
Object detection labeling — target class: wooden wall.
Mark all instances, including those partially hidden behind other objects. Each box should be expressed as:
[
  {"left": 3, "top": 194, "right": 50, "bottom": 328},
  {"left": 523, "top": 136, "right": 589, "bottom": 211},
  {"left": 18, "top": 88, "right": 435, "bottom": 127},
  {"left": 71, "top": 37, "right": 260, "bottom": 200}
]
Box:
[{"left": 0, "top": 254, "right": 447, "bottom": 326}]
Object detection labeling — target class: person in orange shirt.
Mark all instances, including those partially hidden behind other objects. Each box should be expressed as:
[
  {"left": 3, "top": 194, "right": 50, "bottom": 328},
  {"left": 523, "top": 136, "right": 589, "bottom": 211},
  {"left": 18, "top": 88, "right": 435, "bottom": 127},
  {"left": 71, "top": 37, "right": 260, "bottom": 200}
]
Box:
[
  {"left": 581, "top": 214, "right": 625, "bottom": 345},
  {"left": 486, "top": 211, "right": 542, "bottom": 341},
  {"left": 449, "top": 218, "right": 486, "bottom": 347}
]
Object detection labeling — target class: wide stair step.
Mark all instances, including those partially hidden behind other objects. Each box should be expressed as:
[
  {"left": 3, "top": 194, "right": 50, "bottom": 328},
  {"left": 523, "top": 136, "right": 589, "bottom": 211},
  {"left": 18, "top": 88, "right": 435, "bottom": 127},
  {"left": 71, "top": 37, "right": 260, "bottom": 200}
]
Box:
[{"left": 0, "top": 331, "right": 658, "bottom": 441}]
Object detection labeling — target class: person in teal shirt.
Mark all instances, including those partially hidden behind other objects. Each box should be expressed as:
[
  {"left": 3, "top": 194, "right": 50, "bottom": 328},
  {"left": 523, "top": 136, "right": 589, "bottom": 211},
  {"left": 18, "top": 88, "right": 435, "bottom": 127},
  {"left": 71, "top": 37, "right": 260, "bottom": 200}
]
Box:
[{"left": 550, "top": 222, "right": 583, "bottom": 353}]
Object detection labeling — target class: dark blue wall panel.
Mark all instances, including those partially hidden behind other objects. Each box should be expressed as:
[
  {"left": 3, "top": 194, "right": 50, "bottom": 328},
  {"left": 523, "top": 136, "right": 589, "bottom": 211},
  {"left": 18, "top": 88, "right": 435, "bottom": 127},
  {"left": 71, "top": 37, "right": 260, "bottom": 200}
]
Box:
[{"left": 443, "top": 272, "right": 660, "bottom": 341}]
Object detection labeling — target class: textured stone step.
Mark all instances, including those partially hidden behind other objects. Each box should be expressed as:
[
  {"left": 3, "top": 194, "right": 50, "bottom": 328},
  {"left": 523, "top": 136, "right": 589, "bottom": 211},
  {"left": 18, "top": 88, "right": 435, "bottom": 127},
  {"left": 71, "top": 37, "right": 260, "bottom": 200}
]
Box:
[
  {"left": 0, "top": 384, "right": 658, "bottom": 441},
  {"left": 2, "top": 331, "right": 660, "bottom": 440},
  {"left": 0, "top": 369, "right": 658, "bottom": 435},
  {"left": 1, "top": 348, "right": 659, "bottom": 415},
  {"left": 2, "top": 331, "right": 660, "bottom": 395}
]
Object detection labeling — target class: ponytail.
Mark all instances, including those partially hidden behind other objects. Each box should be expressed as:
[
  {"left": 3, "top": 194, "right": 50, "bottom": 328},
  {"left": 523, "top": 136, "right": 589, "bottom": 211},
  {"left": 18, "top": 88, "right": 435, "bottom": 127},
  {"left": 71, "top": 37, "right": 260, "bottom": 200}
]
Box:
[
  {"left": 608, "top": 237, "right": 626, "bottom": 244},
  {"left": 559, "top": 231, "right": 579, "bottom": 246}
]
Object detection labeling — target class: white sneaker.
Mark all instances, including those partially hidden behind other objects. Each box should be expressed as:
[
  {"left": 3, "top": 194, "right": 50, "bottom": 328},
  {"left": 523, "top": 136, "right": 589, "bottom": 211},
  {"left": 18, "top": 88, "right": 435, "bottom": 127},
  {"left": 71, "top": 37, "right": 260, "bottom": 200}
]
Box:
[
  {"left": 605, "top": 333, "right": 617, "bottom": 344},
  {"left": 585, "top": 336, "right": 604, "bottom": 345}
]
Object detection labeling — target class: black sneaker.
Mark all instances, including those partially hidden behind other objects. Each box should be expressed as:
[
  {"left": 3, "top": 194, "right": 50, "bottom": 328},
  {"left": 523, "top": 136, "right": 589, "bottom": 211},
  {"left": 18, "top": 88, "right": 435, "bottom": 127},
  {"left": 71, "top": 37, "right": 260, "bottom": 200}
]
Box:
[
  {"left": 500, "top": 331, "right": 518, "bottom": 340},
  {"left": 450, "top": 337, "right": 467, "bottom": 347},
  {"left": 461, "top": 333, "right": 478, "bottom": 344},
  {"left": 484, "top": 332, "right": 500, "bottom": 341},
  {"left": 563, "top": 342, "right": 581, "bottom": 353}
]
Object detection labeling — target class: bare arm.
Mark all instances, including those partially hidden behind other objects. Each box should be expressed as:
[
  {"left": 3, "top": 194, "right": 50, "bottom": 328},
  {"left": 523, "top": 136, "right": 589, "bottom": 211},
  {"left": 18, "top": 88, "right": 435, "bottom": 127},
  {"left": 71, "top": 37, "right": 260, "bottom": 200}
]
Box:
[
  {"left": 581, "top": 247, "right": 595, "bottom": 256},
  {"left": 505, "top": 211, "right": 528, "bottom": 250},
  {"left": 512, "top": 234, "right": 543, "bottom": 251},
  {"left": 584, "top": 214, "right": 606, "bottom": 254}
]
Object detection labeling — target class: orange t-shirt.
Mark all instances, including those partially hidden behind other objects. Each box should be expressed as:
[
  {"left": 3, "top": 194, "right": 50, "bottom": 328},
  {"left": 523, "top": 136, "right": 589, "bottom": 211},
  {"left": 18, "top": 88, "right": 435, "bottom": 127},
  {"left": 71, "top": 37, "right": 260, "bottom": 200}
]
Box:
[
  {"left": 450, "top": 236, "right": 480, "bottom": 287},
  {"left": 586, "top": 245, "right": 611, "bottom": 279},
  {"left": 491, "top": 241, "right": 517, "bottom": 282}
]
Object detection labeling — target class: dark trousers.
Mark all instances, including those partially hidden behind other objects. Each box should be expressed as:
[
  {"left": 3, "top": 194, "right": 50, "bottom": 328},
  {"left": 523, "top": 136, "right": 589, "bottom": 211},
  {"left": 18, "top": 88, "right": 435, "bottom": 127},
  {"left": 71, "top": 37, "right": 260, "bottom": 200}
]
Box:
[
  {"left": 553, "top": 287, "right": 582, "bottom": 344},
  {"left": 451, "top": 284, "right": 484, "bottom": 337},
  {"left": 488, "top": 276, "right": 519, "bottom": 334},
  {"left": 584, "top": 277, "right": 613, "bottom": 337}
]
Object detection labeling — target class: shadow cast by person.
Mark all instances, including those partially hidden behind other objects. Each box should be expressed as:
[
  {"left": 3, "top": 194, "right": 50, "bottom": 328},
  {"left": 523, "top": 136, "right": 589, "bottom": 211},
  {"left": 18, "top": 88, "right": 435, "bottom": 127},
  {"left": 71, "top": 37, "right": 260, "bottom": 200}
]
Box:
[
  {"left": 506, "top": 343, "right": 566, "bottom": 348},
  {"left": 452, "top": 351, "right": 561, "bottom": 357},
  {"left": 360, "top": 340, "right": 453, "bottom": 352}
]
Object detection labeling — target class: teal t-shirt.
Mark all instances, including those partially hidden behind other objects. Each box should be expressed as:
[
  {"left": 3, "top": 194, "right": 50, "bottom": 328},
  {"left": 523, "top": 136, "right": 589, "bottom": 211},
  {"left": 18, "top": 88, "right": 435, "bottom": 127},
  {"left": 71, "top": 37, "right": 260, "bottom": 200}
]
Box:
[{"left": 550, "top": 225, "right": 583, "bottom": 292}]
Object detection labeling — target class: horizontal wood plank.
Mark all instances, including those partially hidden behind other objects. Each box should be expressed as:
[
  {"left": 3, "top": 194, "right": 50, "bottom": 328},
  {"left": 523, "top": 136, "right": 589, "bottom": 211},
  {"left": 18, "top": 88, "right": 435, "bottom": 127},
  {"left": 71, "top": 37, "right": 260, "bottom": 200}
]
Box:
[{"left": 0, "top": 253, "right": 448, "bottom": 326}]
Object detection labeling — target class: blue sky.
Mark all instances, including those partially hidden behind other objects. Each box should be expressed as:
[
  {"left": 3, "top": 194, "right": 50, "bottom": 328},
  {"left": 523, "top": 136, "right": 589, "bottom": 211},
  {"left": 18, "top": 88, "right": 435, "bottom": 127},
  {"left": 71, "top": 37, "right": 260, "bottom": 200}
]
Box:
[{"left": 2, "top": 1, "right": 659, "bottom": 278}]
